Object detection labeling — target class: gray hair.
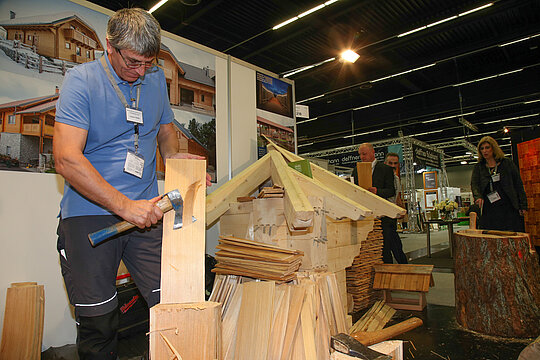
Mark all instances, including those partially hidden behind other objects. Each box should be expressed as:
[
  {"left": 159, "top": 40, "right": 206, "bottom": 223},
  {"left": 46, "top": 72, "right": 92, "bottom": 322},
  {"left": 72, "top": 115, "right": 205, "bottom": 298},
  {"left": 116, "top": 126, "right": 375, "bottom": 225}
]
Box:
[{"left": 106, "top": 8, "right": 161, "bottom": 57}]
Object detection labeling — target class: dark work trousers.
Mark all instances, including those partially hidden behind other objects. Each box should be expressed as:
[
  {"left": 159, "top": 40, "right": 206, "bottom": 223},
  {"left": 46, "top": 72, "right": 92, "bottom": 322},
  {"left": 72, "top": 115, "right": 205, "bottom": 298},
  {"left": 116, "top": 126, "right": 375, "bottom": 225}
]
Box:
[
  {"left": 381, "top": 216, "right": 408, "bottom": 264},
  {"left": 57, "top": 215, "right": 162, "bottom": 360}
]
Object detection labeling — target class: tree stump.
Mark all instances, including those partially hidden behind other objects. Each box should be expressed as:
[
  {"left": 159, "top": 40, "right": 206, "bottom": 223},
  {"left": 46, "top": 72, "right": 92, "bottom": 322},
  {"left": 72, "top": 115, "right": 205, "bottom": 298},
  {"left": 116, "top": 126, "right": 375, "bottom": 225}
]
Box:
[{"left": 454, "top": 229, "right": 540, "bottom": 338}]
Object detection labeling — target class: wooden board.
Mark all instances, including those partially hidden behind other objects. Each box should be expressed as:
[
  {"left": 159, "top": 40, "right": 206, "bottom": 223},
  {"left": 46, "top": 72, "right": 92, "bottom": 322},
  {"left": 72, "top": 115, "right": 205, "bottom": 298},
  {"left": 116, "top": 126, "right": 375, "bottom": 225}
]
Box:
[
  {"left": 356, "top": 162, "right": 372, "bottom": 190},
  {"left": 0, "top": 283, "right": 44, "bottom": 360},
  {"left": 234, "top": 281, "right": 275, "bottom": 360},
  {"left": 149, "top": 302, "right": 221, "bottom": 360},
  {"left": 161, "top": 159, "right": 206, "bottom": 304}
]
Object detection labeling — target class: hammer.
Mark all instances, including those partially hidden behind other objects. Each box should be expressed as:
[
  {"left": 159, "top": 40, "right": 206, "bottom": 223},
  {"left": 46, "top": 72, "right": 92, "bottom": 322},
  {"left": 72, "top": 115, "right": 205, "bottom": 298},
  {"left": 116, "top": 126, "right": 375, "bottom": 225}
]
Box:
[{"left": 88, "top": 189, "right": 185, "bottom": 246}]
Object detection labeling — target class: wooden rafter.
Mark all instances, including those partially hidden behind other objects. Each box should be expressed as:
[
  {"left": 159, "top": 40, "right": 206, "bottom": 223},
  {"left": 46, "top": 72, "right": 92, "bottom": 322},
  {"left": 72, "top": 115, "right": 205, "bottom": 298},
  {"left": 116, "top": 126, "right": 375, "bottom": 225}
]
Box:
[
  {"left": 206, "top": 153, "right": 272, "bottom": 227},
  {"left": 268, "top": 149, "right": 314, "bottom": 229},
  {"left": 266, "top": 140, "right": 405, "bottom": 219}
]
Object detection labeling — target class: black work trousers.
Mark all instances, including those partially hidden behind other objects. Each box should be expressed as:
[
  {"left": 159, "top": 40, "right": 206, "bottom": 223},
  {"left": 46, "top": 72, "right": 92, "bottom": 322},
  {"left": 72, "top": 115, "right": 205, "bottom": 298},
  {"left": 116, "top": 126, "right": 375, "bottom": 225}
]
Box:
[{"left": 381, "top": 216, "right": 408, "bottom": 264}]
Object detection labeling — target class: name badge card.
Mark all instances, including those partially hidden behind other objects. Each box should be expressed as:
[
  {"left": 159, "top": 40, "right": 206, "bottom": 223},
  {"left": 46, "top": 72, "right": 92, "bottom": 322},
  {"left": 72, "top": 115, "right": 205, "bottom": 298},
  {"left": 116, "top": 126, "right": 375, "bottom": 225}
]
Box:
[
  {"left": 126, "top": 107, "right": 143, "bottom": 124},
  {"left": 491, "top": 173, "right": 500, "bottom": 182},
  {"left": 124, "top": 151, "right": 144, "bottom": 178},
  {"left": 487, "top": 190, "right": 501, "bottom": 203}
]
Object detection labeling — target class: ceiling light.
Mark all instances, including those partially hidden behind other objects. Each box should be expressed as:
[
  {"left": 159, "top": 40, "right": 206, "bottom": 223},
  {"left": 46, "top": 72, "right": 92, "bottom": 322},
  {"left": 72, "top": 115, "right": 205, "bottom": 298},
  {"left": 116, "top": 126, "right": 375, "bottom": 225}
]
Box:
[
  {"left": 461, "top": 161, "right": 468, "bottom": 164},
  {"left": 499, "top": 34, "right": 540, "bottom": 47},
  {"left": 298, "top": 4, "right": 326, "bottom": 18},
  {"left": 149, "top": 0, "right": 168, "bottom": 13},
  {"left": 503, "top": 127, "right": 509, "bottom": 133},
  {"left": 282, "top": 57, "right": 335, "bottom": 78},
  {"left": 458, "top": 3, "right": 493, "bottom": 17},
  {"left": 341, "top": 50, "right": 360, "bottom": 63},
  {"left": 273, "top": 17, "right": 299, "bottom": 30},
  {"left": 523, "top": 99, "right": 540, "bottom": 104},
  {"left": 466, "top": 151, "right": 472, "bottom": 155}
]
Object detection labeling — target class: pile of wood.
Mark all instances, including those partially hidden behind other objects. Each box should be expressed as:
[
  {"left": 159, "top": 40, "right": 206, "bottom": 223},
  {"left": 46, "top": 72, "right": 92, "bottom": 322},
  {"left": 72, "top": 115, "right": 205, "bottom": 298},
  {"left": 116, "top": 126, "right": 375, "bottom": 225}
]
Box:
[
  {"left": 517, "top": 138, "right": 540, "bottom": 247},
  {"left": 0, "top": 282, "right": 44, "bottom": 360},
  {"left": 346, "top": 219, "right": 384, "bottom": 312},
  {"left": 213, "top": 236, "right": 303, "bottom": 282},
  {"left": 349, "top": 300, "right": 396, "bottom": 333},
  {"left": 209, "top": 272, "right": 347, "bottom": 360},
  {"left": 258, "top": 184, "right": 285, "bottom": 198}
]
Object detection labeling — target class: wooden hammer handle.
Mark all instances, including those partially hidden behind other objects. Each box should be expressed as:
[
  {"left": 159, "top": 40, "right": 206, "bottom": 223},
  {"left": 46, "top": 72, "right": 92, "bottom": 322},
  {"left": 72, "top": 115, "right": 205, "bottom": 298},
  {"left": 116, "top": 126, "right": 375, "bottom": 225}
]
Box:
[
  {"left": 350, "top": 317, "right": 423, "bottom": 346},
  {"left": 88, "top": 196, "right": 173, "bottom": 246}
]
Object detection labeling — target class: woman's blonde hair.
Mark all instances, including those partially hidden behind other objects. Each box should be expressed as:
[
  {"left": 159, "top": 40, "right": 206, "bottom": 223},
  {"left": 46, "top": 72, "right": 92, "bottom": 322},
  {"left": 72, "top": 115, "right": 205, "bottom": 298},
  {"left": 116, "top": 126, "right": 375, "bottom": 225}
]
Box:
[{"left": 477, "top": 136, "right": 505, "bottom": 162}]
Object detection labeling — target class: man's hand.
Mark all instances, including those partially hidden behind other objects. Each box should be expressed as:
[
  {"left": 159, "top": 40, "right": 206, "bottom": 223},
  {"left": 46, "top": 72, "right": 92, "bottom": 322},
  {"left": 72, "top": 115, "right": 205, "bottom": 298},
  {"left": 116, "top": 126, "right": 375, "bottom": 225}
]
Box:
[
  {"left": 116, "top": 195, "right": 163, "bottom": 229},
  {"left": 475, "top": 198, "right": 484, "bottom": 208},
  {"left": 368, "top": 186, "right": 377, "bottom": 194},
  {"left": 167, "top": 152, "right": 212, "bottom": 186}
]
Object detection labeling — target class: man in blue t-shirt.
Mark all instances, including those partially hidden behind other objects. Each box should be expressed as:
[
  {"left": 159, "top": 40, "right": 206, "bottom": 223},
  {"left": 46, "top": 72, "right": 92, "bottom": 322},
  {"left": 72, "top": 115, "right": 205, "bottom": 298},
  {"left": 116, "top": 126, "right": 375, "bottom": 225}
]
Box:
[{"left": 53, "top": 8, "right": 210, "bottom": 359}]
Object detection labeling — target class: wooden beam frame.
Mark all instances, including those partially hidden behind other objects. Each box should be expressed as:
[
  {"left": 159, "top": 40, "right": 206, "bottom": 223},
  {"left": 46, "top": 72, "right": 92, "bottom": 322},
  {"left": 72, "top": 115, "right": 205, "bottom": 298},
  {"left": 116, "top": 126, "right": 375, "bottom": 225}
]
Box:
[
  {"left": 206, "top": 153, "right": 272, "bottom": 227},
  {"left": 266, "top": 140, "right": 405, "bottom": 219},
  {"left": 268, "top": 149, "right": 314, "bottom": 229},
  {"left": 290, "top": 169, "right": 371, "bottom": 221}
]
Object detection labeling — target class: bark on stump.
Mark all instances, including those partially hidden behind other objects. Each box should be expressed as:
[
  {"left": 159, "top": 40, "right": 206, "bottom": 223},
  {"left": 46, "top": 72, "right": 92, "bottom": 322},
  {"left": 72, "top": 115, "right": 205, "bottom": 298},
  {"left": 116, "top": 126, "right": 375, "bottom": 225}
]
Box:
[{"left": 454, "top": 230, "right": 540, "bottom": 338}]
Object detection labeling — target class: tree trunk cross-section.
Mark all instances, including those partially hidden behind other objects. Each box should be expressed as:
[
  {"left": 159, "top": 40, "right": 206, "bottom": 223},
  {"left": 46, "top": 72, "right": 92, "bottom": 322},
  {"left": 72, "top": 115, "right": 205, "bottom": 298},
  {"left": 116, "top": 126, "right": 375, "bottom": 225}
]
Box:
[{"left": 454, "top": 230, "right": 540, "bottom": 338}]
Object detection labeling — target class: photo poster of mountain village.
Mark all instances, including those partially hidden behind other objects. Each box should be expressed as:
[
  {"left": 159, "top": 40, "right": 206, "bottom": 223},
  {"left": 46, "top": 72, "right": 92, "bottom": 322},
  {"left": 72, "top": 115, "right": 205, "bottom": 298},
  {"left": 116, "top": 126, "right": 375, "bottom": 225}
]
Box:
[
  {"left": 255, "top": 71, "right": 295, "bottom": 158},
  {"left": 0, "top": 0, "right": 217, "bottom": 182}
]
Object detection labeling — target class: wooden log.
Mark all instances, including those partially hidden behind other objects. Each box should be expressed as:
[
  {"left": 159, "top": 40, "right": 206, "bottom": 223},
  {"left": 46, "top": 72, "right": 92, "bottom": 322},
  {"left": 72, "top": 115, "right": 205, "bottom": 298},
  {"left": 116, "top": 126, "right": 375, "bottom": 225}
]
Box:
[
  {"left": 454, "top": 230, "right": 540, "bottom": 338},
  {"left": 162, "top": 159, "right": 206, "bottom": 304},
  {"left": 149, "top": 301, "right": 221, "bottom": 360},
  {"left": 351, "top": 317, "right": 423, "bottom": 346}
]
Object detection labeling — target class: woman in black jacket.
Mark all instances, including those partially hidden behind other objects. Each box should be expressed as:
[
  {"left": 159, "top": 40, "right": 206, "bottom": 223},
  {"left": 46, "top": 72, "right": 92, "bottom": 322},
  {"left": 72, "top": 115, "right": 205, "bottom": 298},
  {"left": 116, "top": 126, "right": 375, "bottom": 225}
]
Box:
[{"left": 470, "top": 136, "right": 527, "bottom": 231}]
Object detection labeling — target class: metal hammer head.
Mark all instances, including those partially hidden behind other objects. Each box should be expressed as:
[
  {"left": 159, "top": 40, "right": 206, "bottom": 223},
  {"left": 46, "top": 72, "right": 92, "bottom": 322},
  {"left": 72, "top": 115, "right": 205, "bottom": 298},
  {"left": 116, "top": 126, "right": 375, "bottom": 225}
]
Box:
[{"left": 165, "top": 189, "right": 184, "bottom": 229}]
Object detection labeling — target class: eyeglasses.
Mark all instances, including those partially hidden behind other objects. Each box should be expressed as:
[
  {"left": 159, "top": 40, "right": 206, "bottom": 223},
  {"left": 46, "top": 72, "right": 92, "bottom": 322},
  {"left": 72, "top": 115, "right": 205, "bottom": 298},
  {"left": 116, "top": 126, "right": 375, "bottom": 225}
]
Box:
[{"left": 116, "top": 48, "right": 155, "bottom": 69}]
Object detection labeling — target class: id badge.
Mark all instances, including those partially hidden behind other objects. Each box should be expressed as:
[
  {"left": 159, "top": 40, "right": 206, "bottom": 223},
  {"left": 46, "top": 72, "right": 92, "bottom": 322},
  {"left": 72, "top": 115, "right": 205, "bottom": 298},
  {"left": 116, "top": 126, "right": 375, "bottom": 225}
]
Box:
[
  {"left": 124, "top": 151, "right": 144, "bottom": 178},
  {"left": 491, "top": 173, "right": 500, "bottom": 182},
  {"left": 487, "top": 190, "right": 501, "bottom": 203},
  {"left": 126, "top": 107, "right": 143, "bottom": 124}
]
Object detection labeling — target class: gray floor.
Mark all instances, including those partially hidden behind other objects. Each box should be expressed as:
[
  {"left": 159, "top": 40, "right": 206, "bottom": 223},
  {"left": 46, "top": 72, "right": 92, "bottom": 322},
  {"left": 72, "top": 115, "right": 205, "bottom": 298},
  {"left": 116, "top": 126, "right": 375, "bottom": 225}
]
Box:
[{"left": 399, "top": 225, "right": 471, "bottom": 307}]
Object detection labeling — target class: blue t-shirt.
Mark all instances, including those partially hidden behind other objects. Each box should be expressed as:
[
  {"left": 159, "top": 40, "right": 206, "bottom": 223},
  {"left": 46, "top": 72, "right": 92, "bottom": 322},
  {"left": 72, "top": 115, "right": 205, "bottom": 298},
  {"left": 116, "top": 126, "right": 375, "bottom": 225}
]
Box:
[{"left": 55, "top": 54, "right": 174, "bottom": 218}]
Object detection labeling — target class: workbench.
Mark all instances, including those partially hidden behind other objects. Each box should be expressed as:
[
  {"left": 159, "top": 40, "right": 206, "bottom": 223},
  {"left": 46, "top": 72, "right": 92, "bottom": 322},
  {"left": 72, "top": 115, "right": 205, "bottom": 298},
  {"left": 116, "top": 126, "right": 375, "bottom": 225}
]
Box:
[{"left": 423, "top": 218, "right": 468, "bottom": 258}]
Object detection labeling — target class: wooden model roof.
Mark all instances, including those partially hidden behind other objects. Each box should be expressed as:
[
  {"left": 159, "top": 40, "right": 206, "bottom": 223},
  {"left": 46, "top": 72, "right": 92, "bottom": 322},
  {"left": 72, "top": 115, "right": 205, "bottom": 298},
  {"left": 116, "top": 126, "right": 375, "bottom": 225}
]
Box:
[
  {"left": 206, "top": 138, "right": 405, "bottom": 229},
  {"left": 372, "top": 264, "right": 435, "bottom": 292}
]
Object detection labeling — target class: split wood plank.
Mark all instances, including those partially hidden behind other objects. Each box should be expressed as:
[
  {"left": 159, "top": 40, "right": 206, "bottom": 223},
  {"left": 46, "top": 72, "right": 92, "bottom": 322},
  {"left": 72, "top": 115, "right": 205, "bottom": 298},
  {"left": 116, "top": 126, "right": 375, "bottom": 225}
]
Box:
[
  {"left": 206, "top": 153, "right": 272, "bottom": 227},
  {"left": 268, "top": 149, "right": 314, "bottom": 229},
  {"left": 265, "top": 138, "right": 405, "bottom": 219},
  {"left": 281, "top": 285, "right": 306, "bottom": 360},
  {"left": 0, "top": 283, "right": 44, "bottom": 360},
  {"left": 267, "top": 285, "right": 290, "bottom": 360},
  {"left": 300, "top": 283, "right": 317, "bottom": 360},
  {"left": 290, "top": 168, "right": 371, "bottom": 221},
  {"left": 234, "top": 281, "right": 275, "bottom": 360},
  {"left": 149, "top": 302, "right": 221, "bottom": 360},
  {"left": 222, "top": 285, "right": 243, "bottom": 360},
  {"left": 161, "top": 159, "right": 206, "bottom": 304}
]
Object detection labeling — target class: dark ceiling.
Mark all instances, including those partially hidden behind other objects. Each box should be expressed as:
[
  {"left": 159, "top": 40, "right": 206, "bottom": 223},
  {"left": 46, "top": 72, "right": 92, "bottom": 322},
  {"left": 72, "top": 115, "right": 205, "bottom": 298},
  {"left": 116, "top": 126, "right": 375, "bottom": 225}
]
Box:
[{"left": 88, "top": 0, "right": 540, "bottom": 166}]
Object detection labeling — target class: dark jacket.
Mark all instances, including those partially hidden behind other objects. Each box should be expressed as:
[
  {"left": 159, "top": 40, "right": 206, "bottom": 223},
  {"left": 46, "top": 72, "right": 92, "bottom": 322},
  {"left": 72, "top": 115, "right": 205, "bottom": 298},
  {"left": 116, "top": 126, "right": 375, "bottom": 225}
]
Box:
[
  {"left": 471, "top": 157, "right": 528, "bottom": 211},
  {"left": 352, "top": 160, "right": 395, "bottom": 200}
]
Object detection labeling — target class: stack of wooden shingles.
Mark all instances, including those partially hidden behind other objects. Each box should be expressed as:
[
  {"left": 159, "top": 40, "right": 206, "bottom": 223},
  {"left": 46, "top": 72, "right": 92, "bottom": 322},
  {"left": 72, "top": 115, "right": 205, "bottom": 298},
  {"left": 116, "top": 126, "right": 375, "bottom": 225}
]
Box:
[
  {"left": 258, "top": 185, "right": 285, "bottom": 199},
  {"left": 346, "top": 219, "right": 384, "bottom": 312},
  {"left": 0, "top": 282, "right": 44, "bottom": 359},
  {"left": 209, "top": 272, "right": 347, "bottom": 360},
  {"left": 213, "top": 236, "right": 303, "bottom": 282}
]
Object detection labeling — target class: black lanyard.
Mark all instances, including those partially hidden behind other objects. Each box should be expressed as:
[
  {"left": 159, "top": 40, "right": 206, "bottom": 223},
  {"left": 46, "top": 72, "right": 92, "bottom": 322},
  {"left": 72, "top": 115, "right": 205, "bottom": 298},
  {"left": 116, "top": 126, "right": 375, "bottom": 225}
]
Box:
[{"left": 100, "top": 56, "right": 141, "bottom": 153}]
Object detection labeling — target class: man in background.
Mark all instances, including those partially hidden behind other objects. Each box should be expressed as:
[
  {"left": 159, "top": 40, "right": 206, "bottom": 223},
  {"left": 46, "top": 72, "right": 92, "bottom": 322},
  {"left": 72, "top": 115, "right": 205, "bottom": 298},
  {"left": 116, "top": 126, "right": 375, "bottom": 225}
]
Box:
[
  {"left": 384, "top": 152, "right": 408, "bottom": 264},
  {"left": 351, "top": 143, "right": 397, "bottom": 263}
]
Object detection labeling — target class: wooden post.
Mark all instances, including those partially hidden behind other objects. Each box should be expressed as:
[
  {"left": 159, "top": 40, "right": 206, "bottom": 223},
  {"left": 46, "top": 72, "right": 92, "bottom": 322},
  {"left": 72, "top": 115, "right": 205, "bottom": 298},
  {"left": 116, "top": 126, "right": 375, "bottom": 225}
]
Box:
[
  {"left": 454, "top": 229, "right": 540, "bottom": 338},
  {"left": 356, "top": 162, "right": 372, "bottom": 190},
  {"left": 161, "top": 159, "right": 206, "bottom": 304}
]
